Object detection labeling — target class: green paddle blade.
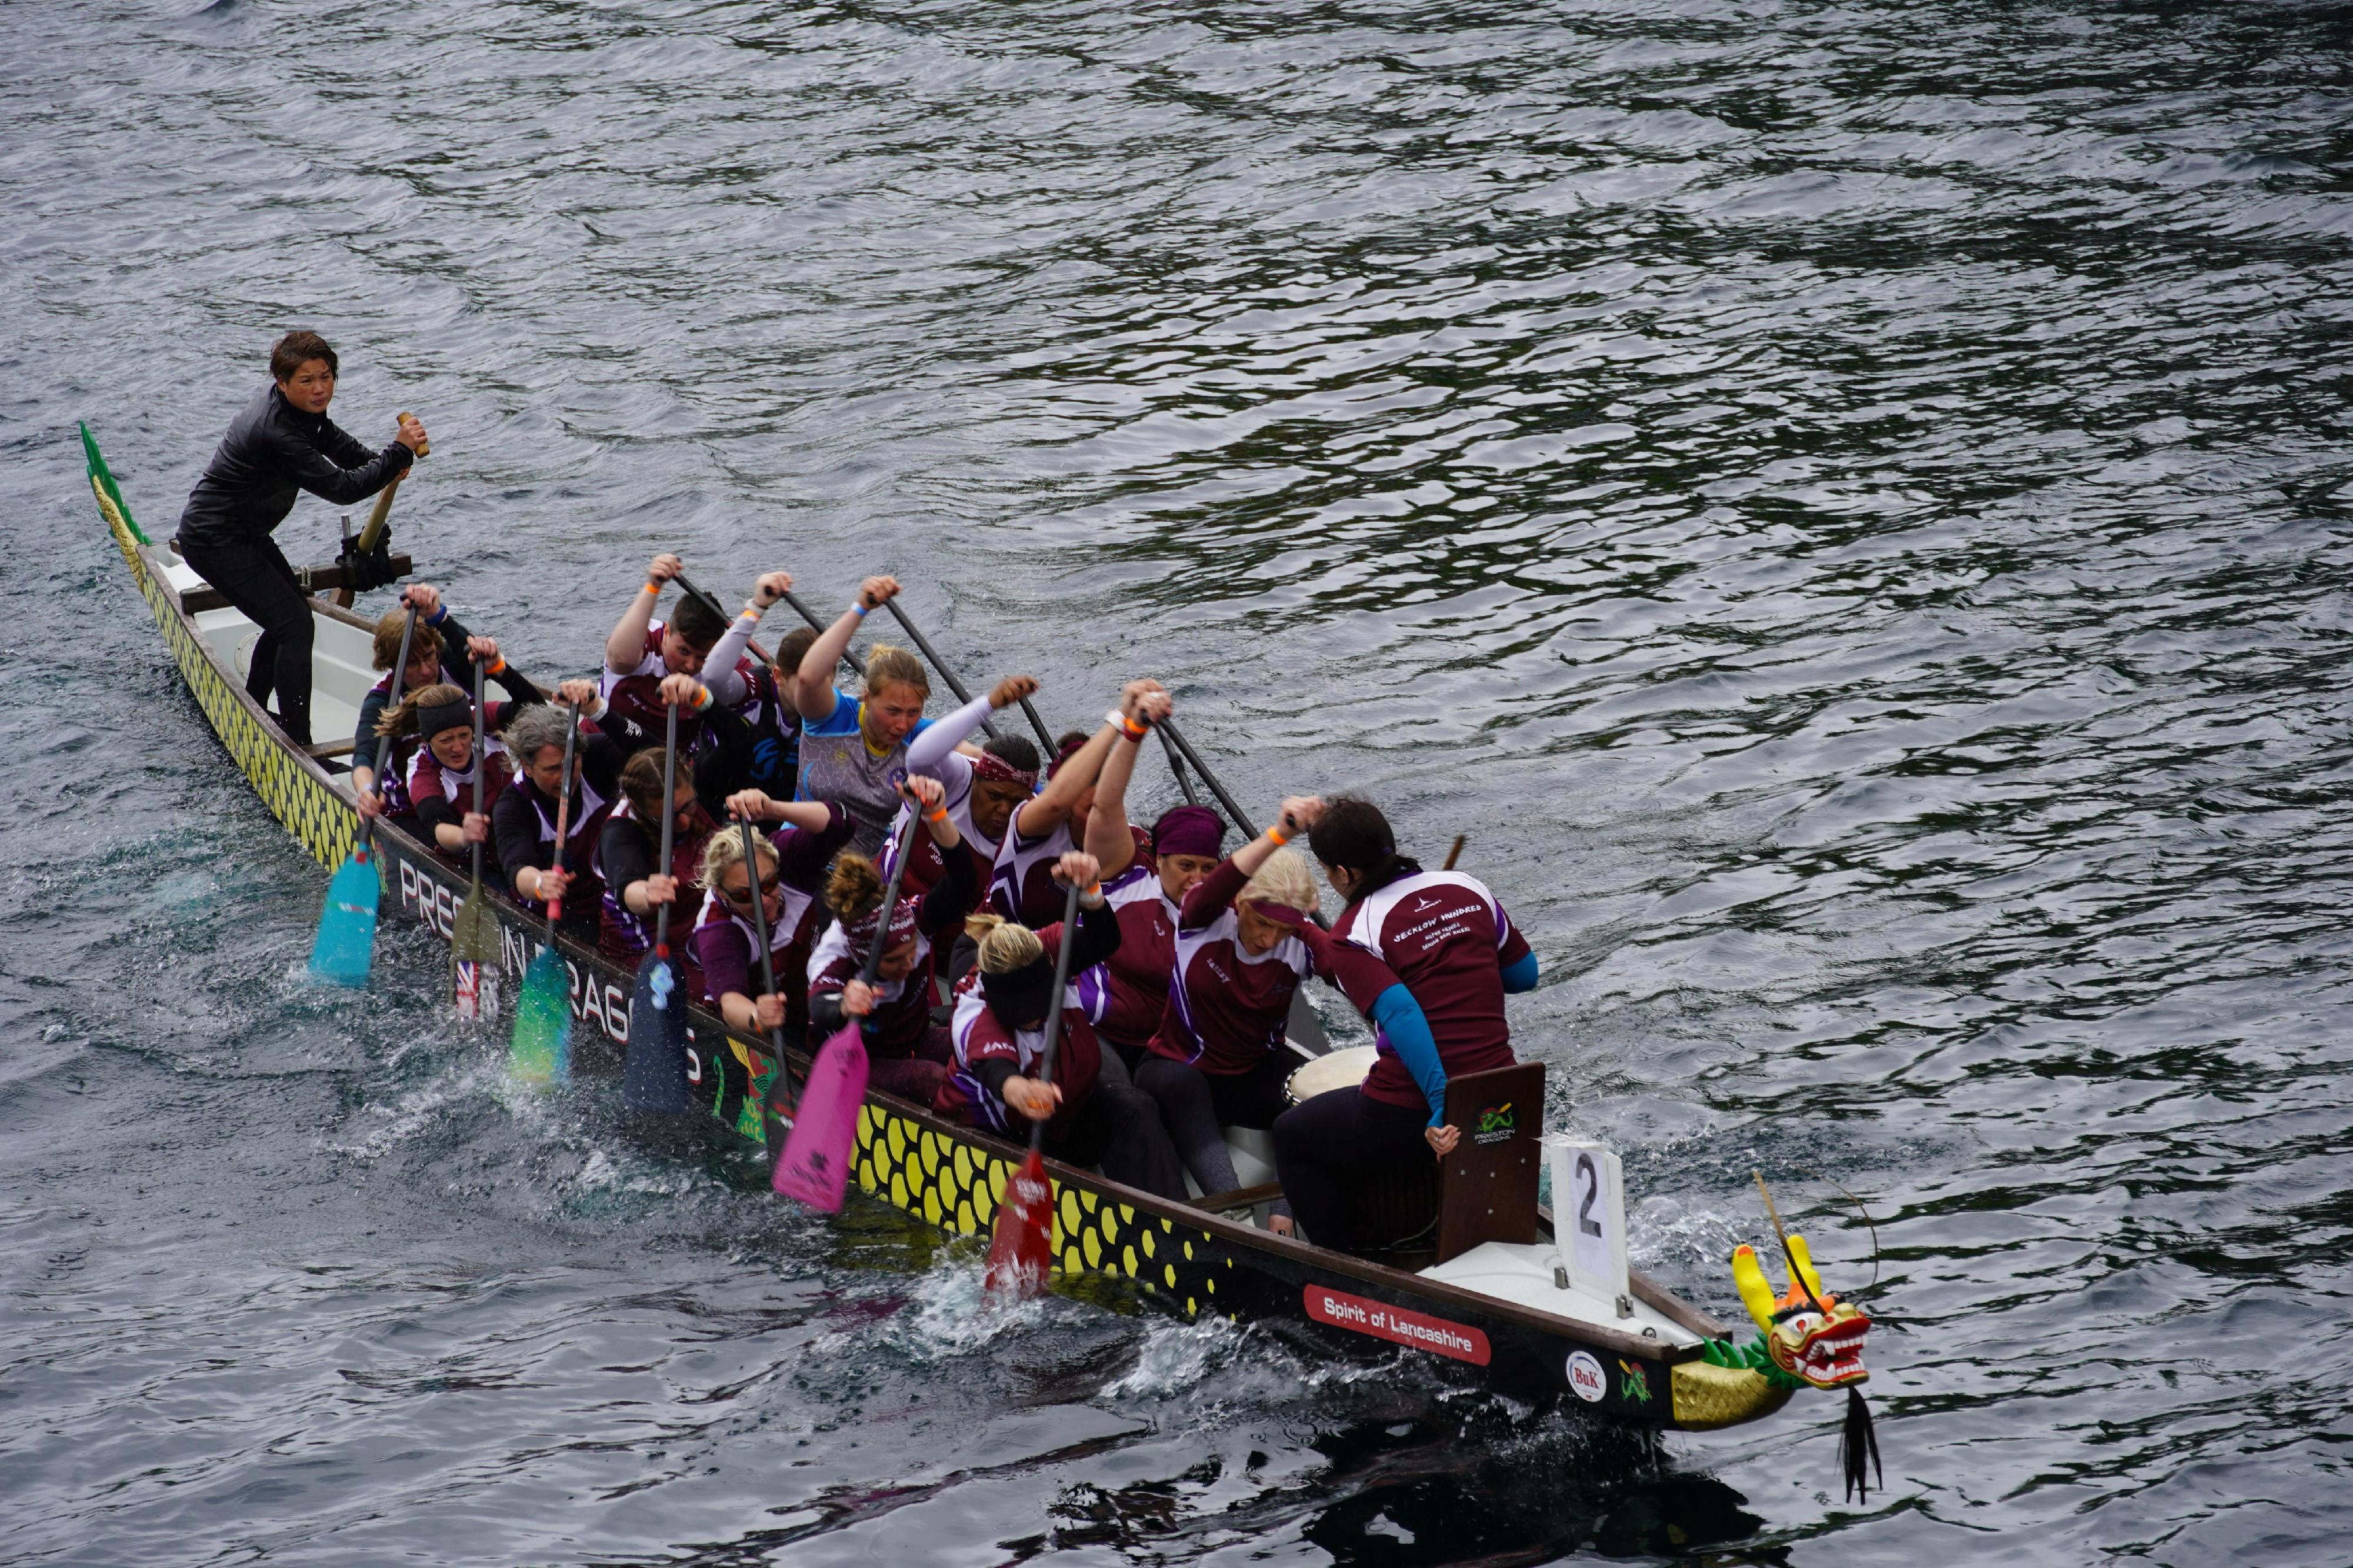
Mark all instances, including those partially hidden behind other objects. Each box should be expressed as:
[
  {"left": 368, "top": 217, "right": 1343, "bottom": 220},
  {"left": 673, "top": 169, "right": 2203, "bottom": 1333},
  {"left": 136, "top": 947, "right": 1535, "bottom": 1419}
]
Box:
[
  {"left": 451, "top": 885, "right": 501, "bottom": 1023},
  {"left": 509, "top": 945, "right": 572, "bottom": 1082}
]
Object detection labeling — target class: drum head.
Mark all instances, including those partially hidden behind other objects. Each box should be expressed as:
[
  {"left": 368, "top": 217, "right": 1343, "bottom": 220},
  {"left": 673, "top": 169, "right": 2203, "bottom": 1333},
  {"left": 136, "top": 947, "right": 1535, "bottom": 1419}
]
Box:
[{"left": 1284, "top": 1044, "right": 1379, "bottom": 1106}]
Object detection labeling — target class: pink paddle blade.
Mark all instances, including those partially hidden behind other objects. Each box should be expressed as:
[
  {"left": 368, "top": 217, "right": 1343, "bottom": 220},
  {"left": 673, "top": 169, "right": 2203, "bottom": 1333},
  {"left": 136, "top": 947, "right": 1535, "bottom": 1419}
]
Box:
[
  {"left": 985, "top": 1149, "right": 1054, "bottom": 1297},
  {"left": 772, "top": 1022, "right": 870, "bottom": 1212}
]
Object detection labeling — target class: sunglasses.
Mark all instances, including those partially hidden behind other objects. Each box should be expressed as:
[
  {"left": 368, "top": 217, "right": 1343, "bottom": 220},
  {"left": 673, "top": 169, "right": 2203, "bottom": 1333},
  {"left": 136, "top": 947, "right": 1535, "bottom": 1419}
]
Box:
[{"left": 722, "top": 874, "right": 782, "bottom": 906}]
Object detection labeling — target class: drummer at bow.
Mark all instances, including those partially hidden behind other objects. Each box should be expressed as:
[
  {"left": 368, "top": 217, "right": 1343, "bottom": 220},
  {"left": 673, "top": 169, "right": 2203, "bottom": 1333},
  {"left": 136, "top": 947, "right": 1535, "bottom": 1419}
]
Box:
[{"left": 1268, "top": 795, "right": 1538, "bottom": 1255}]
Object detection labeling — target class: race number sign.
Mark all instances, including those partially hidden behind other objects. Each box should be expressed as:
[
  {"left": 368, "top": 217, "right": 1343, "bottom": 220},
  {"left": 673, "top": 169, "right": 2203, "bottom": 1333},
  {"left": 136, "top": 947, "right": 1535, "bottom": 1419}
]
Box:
[{"left": 1544, "top": 1137, "right": 1628, "bottom": 1306}]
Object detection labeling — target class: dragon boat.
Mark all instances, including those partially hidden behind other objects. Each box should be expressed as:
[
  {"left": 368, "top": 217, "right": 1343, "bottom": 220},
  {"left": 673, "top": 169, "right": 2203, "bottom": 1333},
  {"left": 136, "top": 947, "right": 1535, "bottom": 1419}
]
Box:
[{"left": 81, "top": 425, "right": 1878, "bottom": 1449}]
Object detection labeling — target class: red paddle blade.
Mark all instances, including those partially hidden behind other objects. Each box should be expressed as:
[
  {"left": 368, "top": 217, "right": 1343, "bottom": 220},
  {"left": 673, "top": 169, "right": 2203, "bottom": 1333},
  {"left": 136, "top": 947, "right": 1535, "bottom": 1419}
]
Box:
[{"left": 984, "top": 1149, "right": 1054, "bottom": 1297}]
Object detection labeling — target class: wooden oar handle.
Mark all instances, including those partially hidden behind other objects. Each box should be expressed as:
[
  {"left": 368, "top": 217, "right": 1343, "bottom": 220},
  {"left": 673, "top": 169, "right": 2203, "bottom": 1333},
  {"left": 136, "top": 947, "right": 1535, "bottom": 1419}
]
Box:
[{"left": 397, "top": 411, "right": 430, "bottom": 458}]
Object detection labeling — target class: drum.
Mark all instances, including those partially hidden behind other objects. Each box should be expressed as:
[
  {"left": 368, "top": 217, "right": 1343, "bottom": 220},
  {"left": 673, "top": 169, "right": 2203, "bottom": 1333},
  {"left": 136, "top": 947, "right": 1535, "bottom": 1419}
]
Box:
[{"left": 1284, "top": 1044, "right": 1379, "bottom": 1106}]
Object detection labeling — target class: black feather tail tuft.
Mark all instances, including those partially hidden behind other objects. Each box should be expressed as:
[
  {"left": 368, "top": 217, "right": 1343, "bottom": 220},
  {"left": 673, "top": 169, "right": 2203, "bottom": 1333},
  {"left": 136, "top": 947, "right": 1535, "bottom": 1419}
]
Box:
[{"left": 1838, "top": 1384, "right": 1882, "bottom": 1503}]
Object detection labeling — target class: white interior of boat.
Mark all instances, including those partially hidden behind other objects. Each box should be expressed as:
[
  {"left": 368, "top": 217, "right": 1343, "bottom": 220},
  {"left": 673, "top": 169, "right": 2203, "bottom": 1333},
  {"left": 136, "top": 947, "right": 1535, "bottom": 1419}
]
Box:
[{"left": 159, "top": 542, "right": 1694, "bottom": 1346}]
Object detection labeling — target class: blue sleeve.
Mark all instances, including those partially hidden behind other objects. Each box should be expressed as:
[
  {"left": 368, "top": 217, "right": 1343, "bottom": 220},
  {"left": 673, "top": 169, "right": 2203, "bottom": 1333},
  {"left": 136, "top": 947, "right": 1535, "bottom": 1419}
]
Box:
[
  {"left": 1369, "top": 984, "right": 1448, "bottom": 1127},
  {"left": 806, "top": 689, "right": 861, "bottom": 736},
  {"left": 1501, "top": 951, "right": 1539, "bottom": 993}
]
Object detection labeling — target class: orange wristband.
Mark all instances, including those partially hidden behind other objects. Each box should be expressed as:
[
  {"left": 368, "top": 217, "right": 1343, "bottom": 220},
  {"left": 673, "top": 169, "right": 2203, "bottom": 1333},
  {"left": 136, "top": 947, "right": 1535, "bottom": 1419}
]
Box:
[
  {"left": 1266, "top": 826, "right": 1289, "bottom": 847},
  {"left": 926, "top": 806, "right": 949, "bottom": 824},
  {"left": 643, "top": 581, "right": 661, "bottom": 596}
]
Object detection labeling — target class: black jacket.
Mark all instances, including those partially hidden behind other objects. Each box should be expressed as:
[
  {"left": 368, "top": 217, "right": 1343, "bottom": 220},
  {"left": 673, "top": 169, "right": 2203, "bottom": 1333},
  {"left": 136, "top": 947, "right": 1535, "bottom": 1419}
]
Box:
[{"left": 176, "top": 383, "right": 413, "bottom": 548}]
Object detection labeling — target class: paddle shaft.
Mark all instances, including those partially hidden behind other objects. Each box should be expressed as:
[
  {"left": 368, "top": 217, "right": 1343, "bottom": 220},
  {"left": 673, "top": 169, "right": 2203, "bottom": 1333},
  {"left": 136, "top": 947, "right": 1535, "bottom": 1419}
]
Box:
[
  {"left": 879, "top": 599, "right": 1014, "bottom": 743},
  {"left": 352, "top": 413, "right": 428, "bottom": 553},
  {"left": 653, "top": 700, "right": 679, "bottom": 956},
  {"left": 1022, "top": 878, "right": 1086, "bottom": 1154},
  {"left": 1442, "top": 835, "right": 1466, "bottom": 872},
  {"left": 366, "top": 606, "right": 420, "bottom": 858},
  {"left": 777, "top": 589, "right": 864, "bottom": 677},
  {"left": 1157, "top": 719, "right": 1255, "bottom": 838},
  {"left": 859, "top": 807, "right": 923, "bottom": 993},
  {"left": 736, "top": 817, "right": 796, "bottom": 1107},
  {"left": 1160, "top": 729, "right": 1201, "bottom": 806},
  {"left": 468, "top": 662, "right": 486, "bottom": 890},
  {"left": 544, "top": 704, "right": 579, "bottom": 927}
]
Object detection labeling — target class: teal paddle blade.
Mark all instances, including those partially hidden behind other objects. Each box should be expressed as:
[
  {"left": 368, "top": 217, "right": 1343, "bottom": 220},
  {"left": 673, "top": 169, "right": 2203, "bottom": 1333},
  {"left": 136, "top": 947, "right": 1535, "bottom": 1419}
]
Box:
[
  {"left": 308, "top": 846, "right": 380, "bottom": 986},
  {"left": 509, "top": 945, "right": 572, "bottom": 1083}
]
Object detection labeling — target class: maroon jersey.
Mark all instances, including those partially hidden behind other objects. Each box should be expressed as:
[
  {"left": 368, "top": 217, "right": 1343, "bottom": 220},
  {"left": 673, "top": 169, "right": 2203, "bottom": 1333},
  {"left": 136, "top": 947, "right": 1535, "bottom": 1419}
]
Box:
[
  {"left": 408, "top": 738, "right": 513, "bottom": 819},
  {"left": 599, "top": 622, "right": 754, "bottom": 753},
  {"left": 1092, "top": 843, "right": 1177, "bottom": 1052},
  {"left": 1334, "top": 870, "right": 1530, "bottom": 1111},
  {"left": 1144, "top": 855, "right": 1314, "bottom": 1075},
  {"left": 688, "top": 806, "right": 854, "bottom": 1042},
  {"left": 935, "top": 922, "right": 1104, "bottom": 1137}
]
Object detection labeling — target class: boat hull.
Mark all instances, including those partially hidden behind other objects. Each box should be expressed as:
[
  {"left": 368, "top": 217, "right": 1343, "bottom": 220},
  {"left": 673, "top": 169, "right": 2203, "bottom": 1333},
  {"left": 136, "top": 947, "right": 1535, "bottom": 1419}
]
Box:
[{"left": 84, "top": 428, "right": 1792, "bottom": 1432}]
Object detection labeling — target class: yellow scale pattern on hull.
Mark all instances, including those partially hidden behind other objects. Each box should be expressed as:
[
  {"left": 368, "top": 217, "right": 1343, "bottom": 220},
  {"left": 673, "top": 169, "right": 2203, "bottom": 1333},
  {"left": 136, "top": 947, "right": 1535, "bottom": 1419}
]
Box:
[{"left": 848, "top": 1102, "right": 1234, "bottom": 1319}]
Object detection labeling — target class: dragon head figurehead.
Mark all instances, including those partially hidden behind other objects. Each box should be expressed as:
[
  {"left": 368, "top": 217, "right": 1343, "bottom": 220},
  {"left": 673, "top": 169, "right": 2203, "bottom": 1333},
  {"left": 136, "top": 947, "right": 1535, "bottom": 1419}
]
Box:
[{"left": 1731, "top": 1232, "right": 1871, "bottom": 1391}]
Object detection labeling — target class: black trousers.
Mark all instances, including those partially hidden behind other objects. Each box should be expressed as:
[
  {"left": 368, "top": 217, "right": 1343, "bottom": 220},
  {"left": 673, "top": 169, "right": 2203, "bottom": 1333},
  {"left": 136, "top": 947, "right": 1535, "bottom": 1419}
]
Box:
[
  {"left": 1048, "top": 1078, "right": 1188, "bottom": 1203},
  {"left": 178, "top": 535, "right": 315, "bottom": 744},
  {"left": 1272, "top": 1086, "right": 1434, "bottom": 1254},
  {"left": 1134, "top": 1051, "right": 1294, "bottom": 1208}
]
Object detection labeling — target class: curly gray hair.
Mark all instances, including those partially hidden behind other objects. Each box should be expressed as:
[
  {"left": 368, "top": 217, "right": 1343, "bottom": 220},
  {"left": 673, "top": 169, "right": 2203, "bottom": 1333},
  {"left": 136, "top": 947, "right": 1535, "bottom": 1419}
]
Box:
[{"left": 502, "top": 702, "right": 576, "bottom": 766}]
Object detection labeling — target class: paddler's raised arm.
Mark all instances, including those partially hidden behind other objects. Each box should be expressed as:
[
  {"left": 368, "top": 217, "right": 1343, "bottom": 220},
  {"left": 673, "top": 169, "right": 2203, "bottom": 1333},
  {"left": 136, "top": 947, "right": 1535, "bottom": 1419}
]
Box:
[
  {"left": 908, "top": 673, "right": 1039, "bottom": 777},
  {"left": 701, "top": 570, "right": 793, "bottom": 707},
  {"left": 605, "top": 553, "right": 681, "bottom": 675},
  {"left": 794, "top": 575, "right": 898, "bottom": 720},
  {"left": 1083, "top": 680, "right": 1170, "bottom": 882}
]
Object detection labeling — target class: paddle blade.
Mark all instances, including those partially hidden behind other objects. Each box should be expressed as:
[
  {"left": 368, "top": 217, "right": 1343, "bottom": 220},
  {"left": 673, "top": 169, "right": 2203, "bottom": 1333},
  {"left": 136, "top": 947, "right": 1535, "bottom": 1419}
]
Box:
[
  {"left": 984, "top": 1149, "right": 1055, "bottom": 1298},
  {"left": 509, "top": 946, "right": 573, "bottom": 1084},
  {"left": 308, "top": 848, "right": 380, "bottom": 987},
  {"left": 772, "top": 1022, "right": 869, "bottom": 1212},
  {"left": 620, "top": 950, "right": 694, "bottom": 1114},
  {"left": 449, "top": 888, "right": 501, "bottom": 1023}
]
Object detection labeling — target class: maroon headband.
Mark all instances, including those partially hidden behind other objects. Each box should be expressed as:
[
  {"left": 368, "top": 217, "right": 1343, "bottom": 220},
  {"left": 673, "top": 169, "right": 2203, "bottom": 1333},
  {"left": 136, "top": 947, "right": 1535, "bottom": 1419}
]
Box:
[
  {"left": 1044, "top": 734, "right": 1089, "bottom": 782},
  {"left": 1152, "top": 805, "right": 1225, "bottom": 860},
  {"left": 846, "top": 894, "right": 922, "bottom": 953},
  {"left": 971, "top": 751, "right": 1038, "bottom": 789}
]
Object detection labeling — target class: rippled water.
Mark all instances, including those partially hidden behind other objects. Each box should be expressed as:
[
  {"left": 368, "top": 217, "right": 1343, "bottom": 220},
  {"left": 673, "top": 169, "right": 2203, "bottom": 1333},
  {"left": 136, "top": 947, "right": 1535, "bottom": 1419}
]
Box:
[{"left": 8, "top": 0, "right": 2353, "bottom": 1561}]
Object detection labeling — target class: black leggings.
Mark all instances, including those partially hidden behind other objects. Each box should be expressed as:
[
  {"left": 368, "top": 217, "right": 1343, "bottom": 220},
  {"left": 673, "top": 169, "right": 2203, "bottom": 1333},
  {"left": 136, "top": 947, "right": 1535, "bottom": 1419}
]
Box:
[
  {"left": 179, "top": 535, "right": 315, "bottom": 745},
  {"left": 1135, "top": 1052, "right": 1293, "bottom": 1211},
  {"left": 1272, "top": 1087, "right": 1434, "bottom": 1253},
  {"left": 1048, "top": 1078, "right": 1188, "bottom": 1203}
]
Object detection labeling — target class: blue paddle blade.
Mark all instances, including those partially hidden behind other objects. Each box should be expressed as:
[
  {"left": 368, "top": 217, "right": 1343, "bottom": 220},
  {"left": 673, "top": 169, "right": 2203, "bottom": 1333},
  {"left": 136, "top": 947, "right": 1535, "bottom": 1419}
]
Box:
[
  {"left": 621, "top": 951, "right": 694, "bottom": 1114},
  {"left": 308, "top": 848, "right": 381, "bottom": 986},
  {"left": 509, "top": 946, "right": 572, "bottom": 1083}
]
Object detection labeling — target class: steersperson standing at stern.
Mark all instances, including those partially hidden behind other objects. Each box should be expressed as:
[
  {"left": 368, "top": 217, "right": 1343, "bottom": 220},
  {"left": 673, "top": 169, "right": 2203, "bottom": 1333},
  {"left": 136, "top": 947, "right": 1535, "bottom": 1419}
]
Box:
[{"left": 174, "top": 330, "right": 426, "bottom": 746}]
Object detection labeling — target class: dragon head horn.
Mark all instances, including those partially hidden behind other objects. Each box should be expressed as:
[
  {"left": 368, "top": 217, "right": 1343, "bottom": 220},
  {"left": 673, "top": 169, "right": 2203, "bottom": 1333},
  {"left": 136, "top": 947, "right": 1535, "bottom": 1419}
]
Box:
[
  {"left": 1731, "top": 1244, "right": 1778, "bottom": 1331},
  {"left": 1784, "top": 1232, "right": 1827, "bottom": 1305}
]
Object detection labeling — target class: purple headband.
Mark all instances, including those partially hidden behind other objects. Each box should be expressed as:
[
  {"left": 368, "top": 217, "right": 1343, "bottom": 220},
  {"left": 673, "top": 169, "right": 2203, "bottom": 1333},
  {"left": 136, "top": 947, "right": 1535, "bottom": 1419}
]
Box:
[{"left": 1152, "top": 805, "right": 1225, "bottom": 860}]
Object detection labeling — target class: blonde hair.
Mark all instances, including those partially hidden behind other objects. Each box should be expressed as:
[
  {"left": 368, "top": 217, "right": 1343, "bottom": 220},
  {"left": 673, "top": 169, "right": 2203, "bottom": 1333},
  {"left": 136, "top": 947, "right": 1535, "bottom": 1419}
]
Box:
[
  {"left": 1238, "top": 848, "right": 1318, "bottom": 918},
  {"left": 863, "top": 643, "right": 929, "bottom": 703},
  {"left": 964, "top": 912, "right": 1045, "bottom": 973},
  {"left": 699, "top": 825, "right": 776, "bottom": 889}
]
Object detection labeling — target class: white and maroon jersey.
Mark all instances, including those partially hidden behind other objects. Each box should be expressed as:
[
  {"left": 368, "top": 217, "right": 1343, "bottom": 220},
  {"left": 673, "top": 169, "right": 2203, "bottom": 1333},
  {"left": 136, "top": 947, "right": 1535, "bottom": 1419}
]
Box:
[
  {"left": 601, "top": 622, "right": 755, "bottom": 752},
  {"left": 408, "top": 736, "right": 511, "bottom": 811},
  {"left": 879, "top": 747, "right": 1000, "bottom": 898},
  {"left": 991, "top": 816, "right": 1149, "bottom": 928},
  {"left": 689, "top": 881, "right": 814, "bottom": 1010},
  {"left": 1091, "top": 849, "right": 1179, "bottom": 1052},
  {"left": 805, "top": 919, "right": 936, "bottom": 1057},
  {"left": 936, "top": 929, "right": 1104, "bottom": 1136},
  {"left": 1145, "top": 856, "right": 1312, "bottom": 1076},
  {"left": 1336, "top": 870, "right": 1529, "bottom": 1107}
]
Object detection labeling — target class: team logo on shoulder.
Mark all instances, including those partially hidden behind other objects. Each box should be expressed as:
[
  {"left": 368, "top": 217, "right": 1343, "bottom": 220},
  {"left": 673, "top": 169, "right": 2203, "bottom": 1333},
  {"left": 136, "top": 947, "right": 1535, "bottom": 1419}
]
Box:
[
  {"left": 1474, "top": 1102, "right": 1515, "bottom": 1145},
  {"left": 1566, "top": 1349, "right": 1606, "bottom": 1402}
]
